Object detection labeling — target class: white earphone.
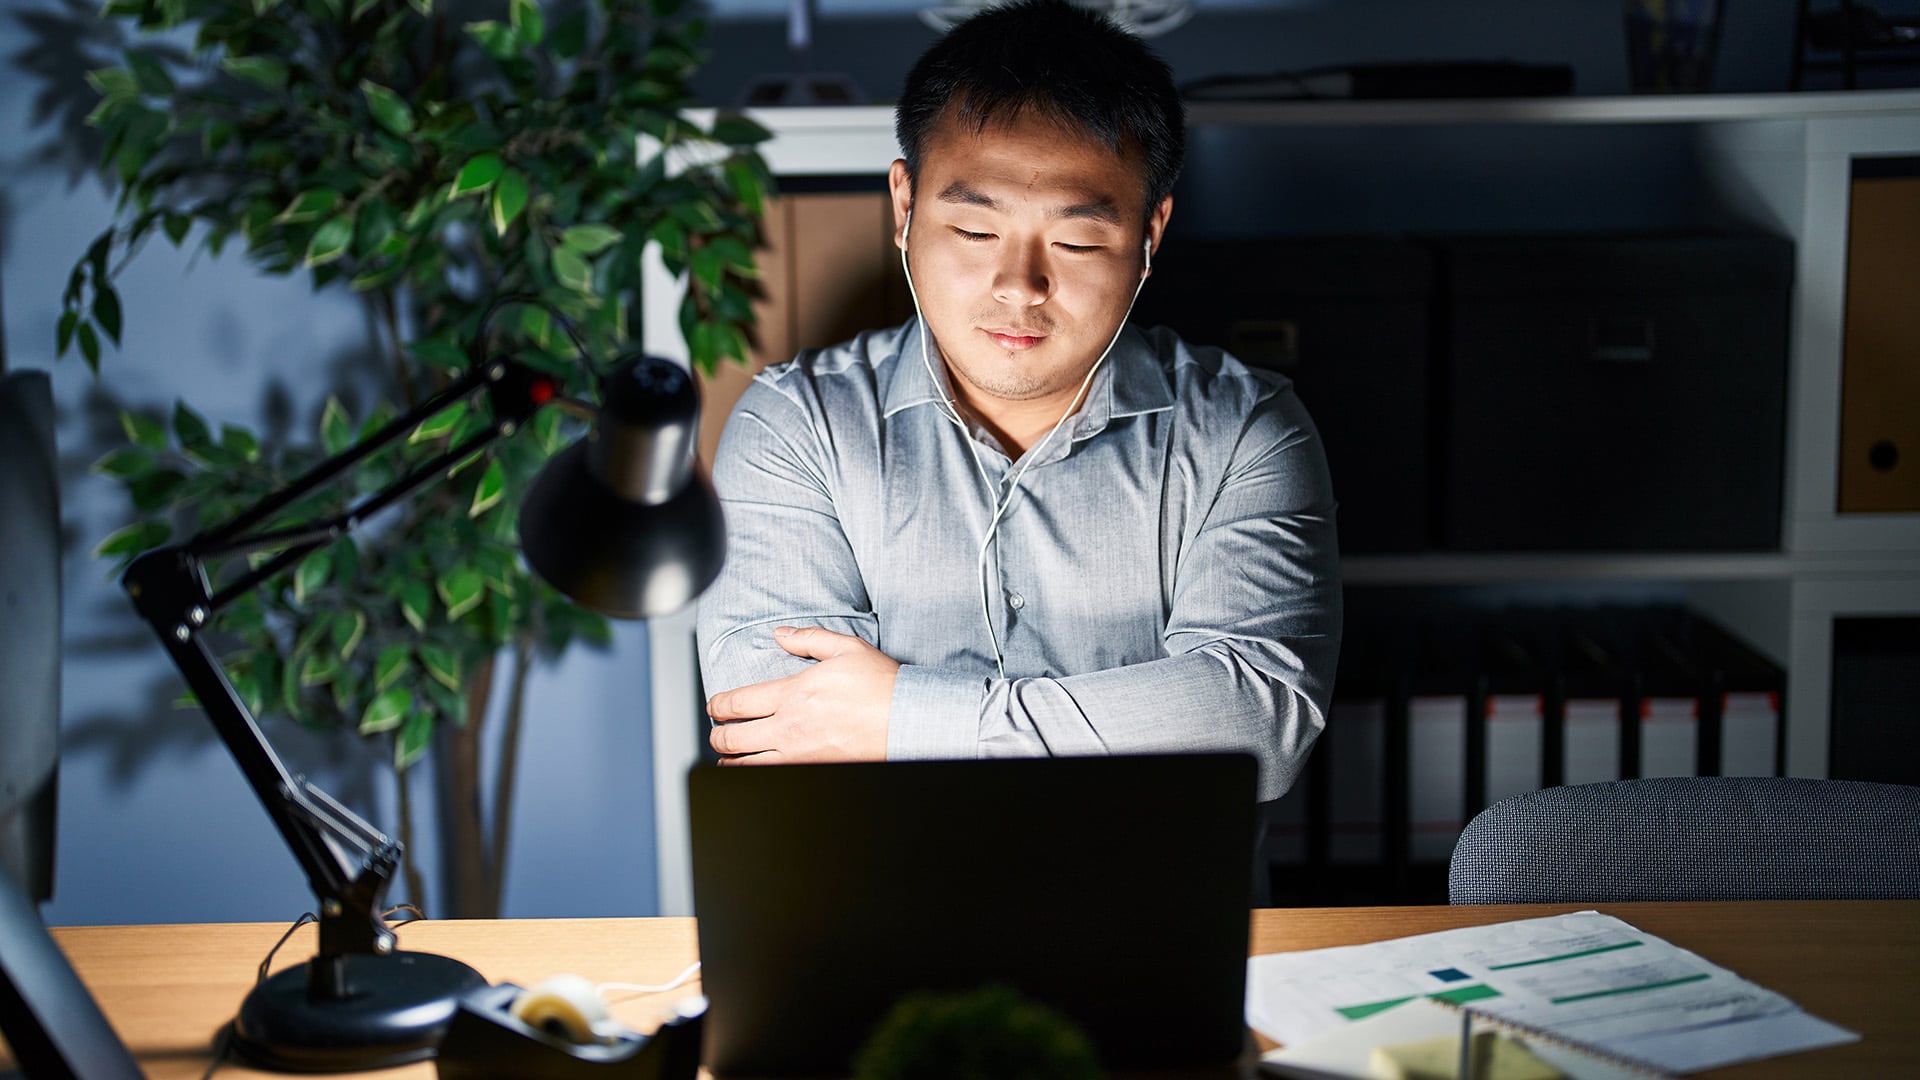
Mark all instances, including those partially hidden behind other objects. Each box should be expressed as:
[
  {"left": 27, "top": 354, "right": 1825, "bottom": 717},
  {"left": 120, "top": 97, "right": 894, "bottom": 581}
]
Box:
[{"left": 898, "top": 205, "right": 1153, "bottom": 679}]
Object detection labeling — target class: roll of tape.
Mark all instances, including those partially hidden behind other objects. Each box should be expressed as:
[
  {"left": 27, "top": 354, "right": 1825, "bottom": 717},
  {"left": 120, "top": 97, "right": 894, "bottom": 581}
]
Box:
[{"left": 510, "top": 974, "right": 618, "bottom": 1045}]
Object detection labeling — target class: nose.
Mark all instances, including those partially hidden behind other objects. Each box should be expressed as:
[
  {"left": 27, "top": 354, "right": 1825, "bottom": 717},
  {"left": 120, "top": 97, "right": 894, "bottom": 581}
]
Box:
[{"left": 991, "top": 240, "right": 1050, "bottom": 306}]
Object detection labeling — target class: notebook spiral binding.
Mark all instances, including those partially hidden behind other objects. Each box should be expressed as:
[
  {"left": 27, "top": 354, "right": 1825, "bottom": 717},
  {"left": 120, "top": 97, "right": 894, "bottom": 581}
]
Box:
[{"left": 1447, "top": 1001, "right": 1677, "bottom": 1079}]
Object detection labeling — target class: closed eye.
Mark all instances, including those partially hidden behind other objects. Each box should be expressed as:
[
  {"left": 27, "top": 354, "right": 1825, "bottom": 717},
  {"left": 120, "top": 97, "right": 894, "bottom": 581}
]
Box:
[
  {"left": 952, "top": 227, "right": 994, "bottom": 242},
  {"left": 1056, "top": 243, "right": 1102, "bottom": 253}
]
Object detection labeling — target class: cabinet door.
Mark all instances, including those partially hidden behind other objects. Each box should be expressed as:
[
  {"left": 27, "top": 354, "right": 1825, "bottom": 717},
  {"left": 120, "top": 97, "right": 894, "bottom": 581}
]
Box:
[
  {"left": 1838, "top": 162, "right": 1920, "bottom": 513},
  {"left": 698, "top": 190, "right": 909, "bottom": 467}
]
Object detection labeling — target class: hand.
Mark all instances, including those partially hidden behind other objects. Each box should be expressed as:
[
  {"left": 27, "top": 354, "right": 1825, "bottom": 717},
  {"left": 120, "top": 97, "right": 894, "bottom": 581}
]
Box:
[{"left": 706, "top": 626, "right": 899, "bottom": 765}]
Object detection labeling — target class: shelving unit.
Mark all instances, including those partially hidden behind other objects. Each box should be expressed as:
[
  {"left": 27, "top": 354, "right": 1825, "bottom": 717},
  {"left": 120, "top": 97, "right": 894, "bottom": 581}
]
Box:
[{"left": 641, "top": 91, "right": 1920, "bottom": 914}]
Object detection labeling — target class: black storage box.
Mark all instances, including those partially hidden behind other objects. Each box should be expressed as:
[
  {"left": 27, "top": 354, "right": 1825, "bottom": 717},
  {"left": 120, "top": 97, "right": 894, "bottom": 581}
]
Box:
[
  {"left": 1434, "top": 233, "right": 1794, "bottom": 551},
  {"left": 1133, "top": 236, "right": 1433, "bottom": 552}
]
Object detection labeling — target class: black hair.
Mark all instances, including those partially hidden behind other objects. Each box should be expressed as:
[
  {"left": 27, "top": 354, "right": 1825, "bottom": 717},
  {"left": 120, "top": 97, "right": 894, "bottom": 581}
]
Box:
[{"left": 895, "top": 0, "right": 1186, "bottom": 217}]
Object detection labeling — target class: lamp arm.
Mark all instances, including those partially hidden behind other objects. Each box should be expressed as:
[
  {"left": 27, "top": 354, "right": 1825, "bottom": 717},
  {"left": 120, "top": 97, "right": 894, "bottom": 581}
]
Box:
[{"left": 121, "top": 359, "right": 558, "bottom": 993}]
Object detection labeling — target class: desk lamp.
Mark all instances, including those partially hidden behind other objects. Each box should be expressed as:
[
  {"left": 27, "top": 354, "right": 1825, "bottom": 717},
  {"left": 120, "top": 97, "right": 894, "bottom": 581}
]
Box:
[{"left": 120, "top": 304, "right": 723, "bottom": 1070}]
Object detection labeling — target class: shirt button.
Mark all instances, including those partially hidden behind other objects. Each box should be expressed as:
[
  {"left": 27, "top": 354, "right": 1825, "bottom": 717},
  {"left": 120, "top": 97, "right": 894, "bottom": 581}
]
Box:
[{"left": 1008, "top": 592, "right": 1025, "bottom": 610}]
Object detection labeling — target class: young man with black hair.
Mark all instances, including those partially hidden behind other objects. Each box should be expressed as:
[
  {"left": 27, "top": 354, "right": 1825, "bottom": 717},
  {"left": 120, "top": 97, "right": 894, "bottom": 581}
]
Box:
[{"left": 696, "top": 0, "right": 1340, "bottom": 802}]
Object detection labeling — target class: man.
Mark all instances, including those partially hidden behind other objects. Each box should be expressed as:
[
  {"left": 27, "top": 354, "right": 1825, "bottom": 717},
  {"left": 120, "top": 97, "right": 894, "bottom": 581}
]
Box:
[{"left": 696, "top": 0, "right": 1340, "bottom": 801}]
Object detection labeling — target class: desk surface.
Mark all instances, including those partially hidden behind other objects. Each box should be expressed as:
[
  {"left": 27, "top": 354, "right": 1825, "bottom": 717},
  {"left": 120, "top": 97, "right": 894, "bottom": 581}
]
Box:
[{"left": 26, "top": 901, "right": 1920, "bottom": 1079}]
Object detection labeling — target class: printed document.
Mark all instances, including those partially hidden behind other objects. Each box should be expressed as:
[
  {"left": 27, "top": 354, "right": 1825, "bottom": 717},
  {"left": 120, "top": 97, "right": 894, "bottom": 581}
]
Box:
[{"left": 1246, "top": 911, "right": 1857, "bottom": 1074}]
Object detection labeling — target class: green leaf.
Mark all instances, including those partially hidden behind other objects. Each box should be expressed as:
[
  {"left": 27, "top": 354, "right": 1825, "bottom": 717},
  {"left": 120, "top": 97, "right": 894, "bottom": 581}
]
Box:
[
  {"left": 57, "top": 310, "right": 78, "bottom": 357},
  {"left": 77, "top": 321, "right": 101, "bottom": 371},
  {"left": 408, "top": 399, "right": 468, "bottom": 443},
  {"left": 124, "top": 51, "right": 175, "bottom": 96},
  {"left": 162, "top": 212, "right": 191, "bottom": 245},
  {"left": 509, "top": 0, "right": 544, "bottom": 44},
  {"left": 406, "top": 336, "right": 467, "bottom": 371},
  {"left": 469, "top": 459, "right": 506, "bottom": 518},
  {"left": 399, "top": 580, "right": 433, "bottom": 632},
  {"left": 437, "top": 566, "right": 486, "bottom": 620},
  {"left": 464, "top": 20, "right": 516, "bottom": 60},
  {"left": 219, "top": 424, "right": 261, "bottom": 462},
  {"left": 276, "top": 189, "right": 341, "bottom": 224},
  {"left": 690, "top": 244, "right": 724, "bottom": 293},
  {"left": 359, "top": 688, "right": 412, "bottom": 734},
  {"left": 321, "top": 396, "right": 355, "bottom": 455},
  {"left": 295, "top": 550, "right": 333, "bottom": 604},
  {"left": 551, "top": 9, "right": 587, "bottom": 58},
  {"left": 332, "top": 609, "right": 367, "bottom": 659},
  {"left": 353, "top": 197, "right": 397, "bottom": 257},
  {"left": 551, "top": 244, "right": 591, "bottom": 292},
  {"left": 375, "top": 645, "right": 410, "bottom": 690},
  {"left": 490, "top": 168, "right": 529, "bottom": 235},
  {"left": 127, "top": 468, "right": 186, "bottom": 511},
  {"left": 561, "top": 223, "right": 623, "bottom": 255},
  {"left": 408, "top": 0, "right": 432, "bottom": 16},
  {"left": 305, "top": 214, "right": 355, "bottom": 267},
  {"left": 93, "top": 520, "right": 169, "bottom": 561},
  {"left": 298, "top": 650, "right": 341, "bottom": 687},
  {"left": 710, "top": 113, "right": 771, "bottom": 147},
  {"left": 395, "top": 710, "right": 433, "bottom": 770},
  {"left": 94, "top": 445, "right": 154, "bottom": 479},
  {"left": 87, "top": 67, "right": 138, "bottom": 102},
  {"left": 418, "top": 644, "right": 461, "bottom": 691},
  {"left": 169, "top": 402, "right": 209, "bottom": 451},
  {"left": 360, "top": 80, "right": 414, "bottom": 136},
  {"left": 121, "top": 410, "right": 169, "bottom": 451},
  {"left": 450, "top": 153, "right": 503, "bottom": 198},
  {"left": 222, "top": 55, "right": 288, "bottom": 89},
  {"left": 725, "top": 157, "right": 767, "bottom": 217}
]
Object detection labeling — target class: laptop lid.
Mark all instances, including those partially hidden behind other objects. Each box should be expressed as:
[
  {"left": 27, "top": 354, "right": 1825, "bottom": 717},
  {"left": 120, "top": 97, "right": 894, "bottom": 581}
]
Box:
[{"left": 690, "top": 753, "right": 1257, "bottom": 1076}]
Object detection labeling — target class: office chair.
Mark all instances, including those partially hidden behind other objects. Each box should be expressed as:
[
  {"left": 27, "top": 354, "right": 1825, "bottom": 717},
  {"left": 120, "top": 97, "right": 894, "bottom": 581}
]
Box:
[{"left": 1448, "top": 776, "right": 1920, "bottom": 903}]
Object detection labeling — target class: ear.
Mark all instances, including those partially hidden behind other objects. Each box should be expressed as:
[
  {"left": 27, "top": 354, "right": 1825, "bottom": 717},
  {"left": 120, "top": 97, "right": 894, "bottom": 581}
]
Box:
[
  {"left": 1143, "top": 194, "right": 1173, "bottom": 278},
  {"left": 888, "top": 160, "right": 914, "bottom": 252}
]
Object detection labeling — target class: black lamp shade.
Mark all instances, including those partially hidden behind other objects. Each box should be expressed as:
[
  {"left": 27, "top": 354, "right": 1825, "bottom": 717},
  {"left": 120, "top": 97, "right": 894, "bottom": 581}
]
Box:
[{"left": 519, "top": 355, "right": 726, "bottom": 619}]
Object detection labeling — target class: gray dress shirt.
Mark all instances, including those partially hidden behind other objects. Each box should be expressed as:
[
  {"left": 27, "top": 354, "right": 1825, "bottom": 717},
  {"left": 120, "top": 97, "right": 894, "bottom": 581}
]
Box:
[{"left": 695, "top": 318, "right": 1342, "bottom": 800}]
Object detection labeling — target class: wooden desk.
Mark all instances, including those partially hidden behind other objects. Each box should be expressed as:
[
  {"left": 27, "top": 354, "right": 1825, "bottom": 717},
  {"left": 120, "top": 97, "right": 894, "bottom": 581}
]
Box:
[{"left": 25, "top": 901, "right": 1919, "bottom": 1078}]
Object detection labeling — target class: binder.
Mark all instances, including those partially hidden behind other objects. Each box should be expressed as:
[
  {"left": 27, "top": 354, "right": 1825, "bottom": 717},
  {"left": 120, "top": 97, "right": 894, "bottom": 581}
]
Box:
[
  {"left": 1327, "top": 699, "right": 1386, "bottom": 864},
  {"left": 1557, "top": 615, "right": 1631, "bottom": 786}
]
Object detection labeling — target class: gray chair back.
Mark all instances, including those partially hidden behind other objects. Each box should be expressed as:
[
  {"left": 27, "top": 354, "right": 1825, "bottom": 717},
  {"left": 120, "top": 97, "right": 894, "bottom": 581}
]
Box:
[{"left": 1449, "top": 776, "right": 1920, "bottom": 903}]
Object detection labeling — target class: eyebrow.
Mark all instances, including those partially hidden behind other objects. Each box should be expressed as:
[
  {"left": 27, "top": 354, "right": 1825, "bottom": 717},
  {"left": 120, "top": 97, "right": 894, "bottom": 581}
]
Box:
[{"left": 935, "top": 181, "right": 1124, "bottom": 227}]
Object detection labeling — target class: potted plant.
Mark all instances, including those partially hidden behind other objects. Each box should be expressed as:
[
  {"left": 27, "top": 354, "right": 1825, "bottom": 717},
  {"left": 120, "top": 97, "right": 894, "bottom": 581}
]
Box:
[{"left": 57, "top": 0, "right": 768, "bottom": 916}]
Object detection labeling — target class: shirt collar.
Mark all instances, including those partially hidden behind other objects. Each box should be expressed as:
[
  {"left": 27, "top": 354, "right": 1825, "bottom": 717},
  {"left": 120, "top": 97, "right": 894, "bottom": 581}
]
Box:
[{"left": 882, "top": 318, "right": 1176, "bottom": 431}]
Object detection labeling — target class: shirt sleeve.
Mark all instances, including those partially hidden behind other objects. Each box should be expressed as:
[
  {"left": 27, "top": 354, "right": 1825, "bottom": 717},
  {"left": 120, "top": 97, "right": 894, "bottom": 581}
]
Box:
[
  {"left": 887, "top": 387, "right": 1343, "bottom": 802},
  {"left": 696, "top": 378, "right": 879, "bottom": 696}
]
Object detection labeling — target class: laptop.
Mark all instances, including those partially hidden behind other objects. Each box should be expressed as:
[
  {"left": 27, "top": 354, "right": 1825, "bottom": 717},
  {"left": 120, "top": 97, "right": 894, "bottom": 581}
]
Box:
[{"left": 689, "top": 753, "right": 1258, "bottom": 1076}]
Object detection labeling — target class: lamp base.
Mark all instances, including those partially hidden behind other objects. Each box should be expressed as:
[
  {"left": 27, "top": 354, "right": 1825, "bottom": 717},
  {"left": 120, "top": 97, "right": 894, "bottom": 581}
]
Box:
[{"left": 231, "top": 951, "right": 488, "bottom": 1072}]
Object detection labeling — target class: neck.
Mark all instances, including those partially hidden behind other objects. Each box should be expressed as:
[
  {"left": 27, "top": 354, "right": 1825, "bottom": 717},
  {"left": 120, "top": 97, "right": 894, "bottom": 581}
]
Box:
[{"left": 949, "top": 376, "right": 1093, "bottom": 460}]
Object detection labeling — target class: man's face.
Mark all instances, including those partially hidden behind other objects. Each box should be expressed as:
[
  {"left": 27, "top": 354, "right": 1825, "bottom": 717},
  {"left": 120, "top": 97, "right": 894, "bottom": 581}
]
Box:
[{"left": 889, "top": 109, "right": 1173, "bottom": 415}]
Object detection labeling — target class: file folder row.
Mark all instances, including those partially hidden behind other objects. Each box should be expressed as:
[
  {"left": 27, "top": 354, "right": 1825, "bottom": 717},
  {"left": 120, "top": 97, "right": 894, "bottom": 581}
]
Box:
[{"left": 1264, "top": 604, "right": 1784, "bottom": 904}]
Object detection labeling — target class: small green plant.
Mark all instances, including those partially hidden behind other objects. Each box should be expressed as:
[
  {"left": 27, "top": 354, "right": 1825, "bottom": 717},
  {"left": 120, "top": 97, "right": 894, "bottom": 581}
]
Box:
[
  {"left": 58, "top": 0, "right": 769, "bottom": 915},
  {"left": 853, "top": 985, "right": 1106, "bottom": 1080}
]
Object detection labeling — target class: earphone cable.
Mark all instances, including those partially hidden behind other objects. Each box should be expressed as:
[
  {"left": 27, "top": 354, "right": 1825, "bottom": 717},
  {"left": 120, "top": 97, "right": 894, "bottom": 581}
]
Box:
[{"left": 898, "top": 210, "right": 1151, "bottom": 677}]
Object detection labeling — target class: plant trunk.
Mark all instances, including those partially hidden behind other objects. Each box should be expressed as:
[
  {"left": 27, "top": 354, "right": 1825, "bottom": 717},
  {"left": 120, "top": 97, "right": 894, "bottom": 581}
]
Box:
[
  {"left": 395, "top": 761, "right": 427, "bottom": 915},
  {"left": 485, "top": 637, "right": 535, "bottom": 915},
  {"left": 444, "top": 652, "right": 497, "bottom": 917}
]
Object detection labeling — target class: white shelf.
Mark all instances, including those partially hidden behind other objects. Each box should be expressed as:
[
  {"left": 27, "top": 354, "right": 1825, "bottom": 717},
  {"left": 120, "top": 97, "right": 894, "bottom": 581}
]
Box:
[
  {"left": 1184, "top": 89, "right": 1920, "bottom": 127},
  {"left": 1342, "top": 551, "right": 1920, "bottom": 586}
]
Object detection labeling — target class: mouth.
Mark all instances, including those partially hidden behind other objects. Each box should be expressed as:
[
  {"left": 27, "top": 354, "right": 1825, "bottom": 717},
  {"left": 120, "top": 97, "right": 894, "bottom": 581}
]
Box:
[{"left": 982, "top": 327, "right": 1047, "bottom": 351}]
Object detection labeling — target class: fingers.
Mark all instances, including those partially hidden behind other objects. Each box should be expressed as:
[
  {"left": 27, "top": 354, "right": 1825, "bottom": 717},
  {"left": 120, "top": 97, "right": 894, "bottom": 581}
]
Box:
[
  {"left": 706, "top": 678, "right": 788, "bottom": 721},
  {"left": 773, "top": 624, "right": 862, "bottom": 660},
  {"left": 710, "top": 717, "right": 774, "bottom": 758}
]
